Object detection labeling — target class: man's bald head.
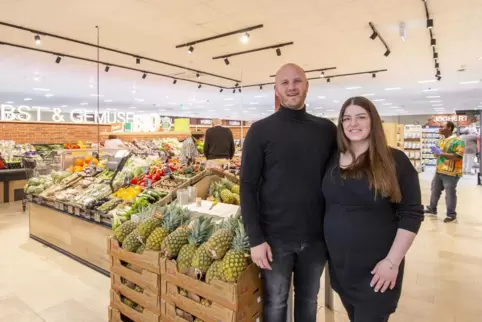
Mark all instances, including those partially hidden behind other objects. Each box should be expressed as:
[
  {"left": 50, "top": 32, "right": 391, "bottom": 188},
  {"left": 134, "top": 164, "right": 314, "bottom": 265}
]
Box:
[{"left": 274, "top": 63, "right": 309, "bottom": 110}]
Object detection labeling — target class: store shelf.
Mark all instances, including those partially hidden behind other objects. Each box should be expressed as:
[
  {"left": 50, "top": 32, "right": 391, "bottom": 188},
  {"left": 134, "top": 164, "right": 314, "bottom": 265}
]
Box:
[{"left": 100, "top": 131, "right": 191, "bottom": 137}]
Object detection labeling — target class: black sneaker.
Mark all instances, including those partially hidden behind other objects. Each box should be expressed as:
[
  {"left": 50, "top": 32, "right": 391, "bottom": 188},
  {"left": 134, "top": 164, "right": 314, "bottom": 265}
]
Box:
[
  {"left": 424, "top": 207, "right": 437, "bottom": 217},
  {"left": 443, "top": 217, "right": 457, "bottom": 223}
]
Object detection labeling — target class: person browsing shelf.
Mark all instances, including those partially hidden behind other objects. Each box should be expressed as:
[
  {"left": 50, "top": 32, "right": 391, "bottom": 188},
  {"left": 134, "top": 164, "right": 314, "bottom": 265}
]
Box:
[
  {"left": 322, "top": 97, "right": 423, "bottom": 322},
  {"left": 203, "top": 119, "right": 235, "bottom": 160}
]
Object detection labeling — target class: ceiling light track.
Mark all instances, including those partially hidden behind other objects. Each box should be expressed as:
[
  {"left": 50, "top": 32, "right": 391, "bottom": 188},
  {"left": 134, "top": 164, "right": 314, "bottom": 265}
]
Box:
[
  {"left": 239, "top": 69, "right": 388, "bottom": 89},
  {"left": 422, "top": 1, "right": 441, "bottom": 81},
  {"left": 368, "top": 22, "right": 391, "bottom": 57},
  {"left": 0, "top": 40, "right": 223, "bottom": 89},
  {"left": 212, "top": 42, "right": 294, "bottom": 60},
  {"left": 0, "top": 21, "right": 241, "bottom": 83},
  {"left": 175, "top": 24, "right": 263, "bottom": 48}
]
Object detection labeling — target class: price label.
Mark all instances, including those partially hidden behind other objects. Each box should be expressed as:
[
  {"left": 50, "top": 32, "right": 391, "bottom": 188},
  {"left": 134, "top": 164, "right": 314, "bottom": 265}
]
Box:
[
  {"left": 124, "top": 174, "right": 131, "bottom": 185},
  {"left": 164, "top": 167, "right": 172, "bottom": 176},
  {"left": 74, "top": 207, "right": 81, "bottom": 216},
  {"left": 94, "top": 212, "right": 101, "bottom": 223},
  {"left": 38, "top": 197, "right": 44, "bottom": 204},
  {"left": 142, "top": 166, "right": 149, "bottom": 174},
  {"left": 146, "top": 178, "right": 152, "bottom": 188},
  {"left": 67, "top": 205, "right": 73, "bottom": 214},
  {"left": 27, "top": 195, "right": 32, "bottom": 202},
  {"left": 55, "top": 201, "right": 60, "bottom": 209}
]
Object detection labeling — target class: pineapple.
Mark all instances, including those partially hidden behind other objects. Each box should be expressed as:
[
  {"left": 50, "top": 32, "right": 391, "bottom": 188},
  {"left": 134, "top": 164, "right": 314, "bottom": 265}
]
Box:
[
  {"left": 122, "top": 297, "right": 136, "bottom": 308},
  {"left": 179, "top": 288, "right": 188, "bottom": 297},
  {"left": 205, "top": 260, "right": 222, "bottom": 284},
  {"left": 231, "top": 184, "right": 240, "bottom": 195},
  {"left": 114, "top": 220, "right": 138, "bottom": 243},
  {"left": 136, "top": 245, "right": 145, "bottom": 254},
  {"left": 176, "top": 216, "right": 214, "bottom": 273},
  {"left": 220, "top": 220, "right": 250, "bottom": 283},
  {"left": 191, "top": 243, "right": 214, "bottom": 278},
  {"left": 221, "top": 178, "right": 234, "bottom": 190},
  {"left": 161, "top": 226, "right": 191, "bottom": 259},
  {"left": 205, "top": 214, "right": 239, "bottom": 260},
  {"left": 122, "top": 230, "right": 142, "bottom": 252},
  {"left": 145, "top": 204, "right": 189, "bottom": 251},
  {"left": 136, "top": 205, "right": 163, "bottom": 241},
  {"left": 200, "top": 298, "right": 212, "bottom": 307},
  {"left": 220, "top": 189, "right": 234, "bottom": 204},
  {"left": 232, "top": 194, "right": 240, "bottom": 205}
]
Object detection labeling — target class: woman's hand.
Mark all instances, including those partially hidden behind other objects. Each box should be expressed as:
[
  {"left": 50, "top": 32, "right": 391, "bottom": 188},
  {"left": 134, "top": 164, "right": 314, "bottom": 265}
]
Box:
[{"left": 370, "top": 258, "right": 399, "bottom": 293}]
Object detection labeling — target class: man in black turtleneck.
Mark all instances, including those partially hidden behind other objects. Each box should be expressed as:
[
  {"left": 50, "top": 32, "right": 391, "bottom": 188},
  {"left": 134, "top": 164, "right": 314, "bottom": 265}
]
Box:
[{"left": 240, "top": 63, "right": 337, "bottom": 322}]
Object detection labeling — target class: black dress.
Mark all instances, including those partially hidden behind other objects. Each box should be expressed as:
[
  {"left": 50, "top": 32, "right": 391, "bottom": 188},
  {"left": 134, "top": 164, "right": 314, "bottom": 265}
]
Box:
[{"left": 322, "top": 149, "right": 424, "bottom": 315}]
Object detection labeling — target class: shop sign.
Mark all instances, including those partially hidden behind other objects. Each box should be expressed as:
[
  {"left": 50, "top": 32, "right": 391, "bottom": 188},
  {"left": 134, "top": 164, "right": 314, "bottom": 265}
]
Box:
[
  {"left": 200, "top": 119, "right": 212, "bottom": 125},
  {"left": 0, "top": 105, "right": 136, "bottom": 124},
  {"left": 228, "top": 120, "right": 241, "bottom": 126},
  {"left": 426, "top": 114, "right": 475, "bottom": 127}
]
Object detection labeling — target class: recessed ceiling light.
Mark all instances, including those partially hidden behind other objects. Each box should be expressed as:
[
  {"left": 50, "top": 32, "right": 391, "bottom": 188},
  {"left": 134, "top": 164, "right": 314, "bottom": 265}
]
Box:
[
  {"left": 106, "top": 108, "right": 117, "bottom": 111},
  {"left": 139, "top": 110, "right": 145, "bottom": 112},
  {"left": 90, "top": 94, "right": 104, "bottom": 97},
  {"left": 33, "top": 88, "right": 50, "bottom": 91},
  {"left": 89, "top": 84, "right": 94, "bottom": 89},
  {"left": 345, "top": 86, "right": 362, "bottom": 90},
  {"left": 422, "top": 88, "right": 439, "bottom": 92},
  {"left": 361, "top": 94, "right": 376, "bottom": 97},
  {"left": 384, "top": 87, "right": 402, "bottom": 91},
  {"left": 224, "top": 109, "right": 231, "bottom": 111},
  {"left": 224, "top": 104, "right": 234, "bottom": 107},
  {"left": 418, "top": 80, "right": 436, "bottom": 84},
  {"left": 24, "top": 98, "right": 32, "bottom": 101},
  {"left": 373, "top": 99, "right": 386, "bottom": 102},
  {"left": 383, "top": 103, "right": 393, "bottom": 106},
  {"left": 196, "top": 106, "right": 205, "bottom": 108},
  {"left": 333, "top": 100, "right": 340, "bottom": 103},
  {"left": 432, "top": 104, "right": 444, "bottom": 107},
  {"left": 254, "top": 95, "right": 264, "bottom": 98},
  {"left": 248, "top": 107, "right": 256, "bottom": 110},
  {"left": 80, "top": 102, "right": 88, "bottom": 105},
  {"left": 426, "top": 96, "right": 440, "bottom": 98},
  {"left": 460, "top": 80, "right": 480, "bottom": 85},
  {"left": 45, "top": 94, "right": 54, "bottom": 97},
  {"left": 326, "top": 109, "right": 335, "bottom": 112},
  {"left": 134, "top": 98, "right": 145, "bottom": 102},
  {"left": 129, "top": 106, "right": 137, "bottom": 109},
  {"left": 430, "top": 100, "right": 442, "bottom": 103},
  {"left": 224, "top": 98, "right": 234, "bottom": 101},
  {"left": 314, "top": 107, "right": 323, "bottom": 110},
  {"left": 61, "top": 105, "right": 68, "bottom": 108},
  {"left": 104, "top": 100, "right": 113, "bottom": 103},
  {"left": 208, "top": 110, "right": 216, "bottom": 112},
  {"left": 318, "top": 96, "right": 326, "bottom": 99},
  {"left": 5, "top": 101, "right": 13, "bottom": 104},
  {"left": 249, "top": 102, "right": 259, "bottom": 105}
]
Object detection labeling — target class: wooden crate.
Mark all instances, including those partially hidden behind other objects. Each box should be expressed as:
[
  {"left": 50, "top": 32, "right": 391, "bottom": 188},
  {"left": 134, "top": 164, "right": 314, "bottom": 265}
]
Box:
[
  {"left": 108, "top": 237, "right": 163, "bottom": 274},
  {"left": 111, "top": 290, "right": 161, "bottom": 322},
  {"left": 108, "top": 306, "right": 122, "bottom": 322},
  {"left": 161, "top": 259, "right": 262, "bottom": 314}
]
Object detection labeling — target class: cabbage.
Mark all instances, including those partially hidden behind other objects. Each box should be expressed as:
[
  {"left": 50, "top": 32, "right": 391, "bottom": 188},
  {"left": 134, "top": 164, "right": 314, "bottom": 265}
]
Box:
[
  {"left": 28, "top": 178, "right": 41, "bottom": 186},
  {"left": 27, "top": 186, "right": 37, "bottom": 194}
]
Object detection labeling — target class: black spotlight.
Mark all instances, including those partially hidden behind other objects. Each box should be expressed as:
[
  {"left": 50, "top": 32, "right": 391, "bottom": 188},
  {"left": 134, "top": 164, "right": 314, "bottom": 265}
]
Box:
[
  {"left": 384, "top": 49, "right": 391, "bottom": 57},
  {"left": 224, "top": 58, "right": 230, "bottom": 65},
  {"left": 233, "top": 89, "right": 236, "bottom": 94},
  {"left": 198, "top": 84, "right": 202, "bottom": 89},
  {"left": 142, "top": 73, "right": 147, "bottom": 79},
  {"left": 188, "top": 46, "right": 194, "bottom": 54},
  {"left": 372, "top": 73, "right": 376, "bottom": 78},
  {"left": 196, "top": 73, "right": 200, "bottom": 79},
  {"left": 436, "top": 70, "right": 441, "bottom": 76},
  {"left": 433, "top": 52, "right": 438, "bottom": 59},
  {"left": 327, "top": 78, "right": 331, "bottom": 83},
  {"left": 55, "top": 56, "right": 61, "bottom": 64},
  {"left": 34, "top": 34, "right": 41, "bottom": 45},
  {"left": 320, "top": 71, "right": 325, "bottom": 78},
  {"left": 276, "top": 48, "right": 282, "bottom": 56},
  {"left": 370, "top": 31, "right": 378, "bottom": 40},
  {"left": 220, "top": 88, "right": 223, "bottom": 93},
  {"left": 437, "top": 76, "right": 442, "bottom": 81},
  {"left": 260, "top": 85, "right": 263, "bottom": 90},
  {"left": 235, "top": 82, "right": 239, "bottom": 87},
  {"left": 173, "top": 79, "right": 177, "bottom": 84},
  {"left": 427, "top": 19, "right": 434, "bottom": 29},
  {"left": 238, "top": 88, "right": 242, "bottom": 93},
  {"left": 435, "top": 62, "right": 440, "bottom": 68},
  {"left": 105, "top": 65, "right": 110, "bottom": 72},
  {"left": 431, "top": 38, "right": 437, "bottom": 47},
  {"left": 136, "top": 57, "right": 141, "bottom": 64}
]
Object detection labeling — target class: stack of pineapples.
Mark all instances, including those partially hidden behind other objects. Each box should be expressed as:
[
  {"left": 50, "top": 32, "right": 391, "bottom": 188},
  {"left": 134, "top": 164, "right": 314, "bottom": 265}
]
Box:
[{"left": 206, "top": 178, "right": 240, "bottom": 205}]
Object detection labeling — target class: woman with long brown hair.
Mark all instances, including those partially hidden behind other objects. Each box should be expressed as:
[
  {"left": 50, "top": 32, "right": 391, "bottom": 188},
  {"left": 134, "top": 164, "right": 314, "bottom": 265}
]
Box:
[{"left": 322, "top": 97, "right": 424, "bottom": 321}]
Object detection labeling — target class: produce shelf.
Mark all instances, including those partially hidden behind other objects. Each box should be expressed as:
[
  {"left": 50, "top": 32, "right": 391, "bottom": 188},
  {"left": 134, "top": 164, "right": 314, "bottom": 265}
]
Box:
[{"left": 29, "top": 203, "right": 112, "bottom": 275}]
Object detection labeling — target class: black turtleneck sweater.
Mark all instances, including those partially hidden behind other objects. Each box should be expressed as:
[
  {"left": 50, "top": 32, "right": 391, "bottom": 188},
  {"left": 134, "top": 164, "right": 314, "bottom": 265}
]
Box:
[{"left": 240, "top": 106, "right": 337, "bottom": 247}]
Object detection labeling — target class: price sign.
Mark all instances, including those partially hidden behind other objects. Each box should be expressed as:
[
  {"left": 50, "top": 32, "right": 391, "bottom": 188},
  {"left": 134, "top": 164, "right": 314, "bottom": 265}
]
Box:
[
  {"left": 164, "top": 167, "right": 172, "bottom": 176},
  {"left": 74, "top": 207, "right": 81, "bottom": 216},
  {"left": 67, "top": 205, "right": 74, "bottom": 214},
  {"left": 124, "top": 174, "right": 131, "bottom": 185},
  {"left": 146, "top": 178, "right": 153, "bottom": 188},
  {"left": 94, "top": 212, "right": 101, "bottom": 223},
  {"left": 142, "top": 166, "right": 149, "bottom": 174}
]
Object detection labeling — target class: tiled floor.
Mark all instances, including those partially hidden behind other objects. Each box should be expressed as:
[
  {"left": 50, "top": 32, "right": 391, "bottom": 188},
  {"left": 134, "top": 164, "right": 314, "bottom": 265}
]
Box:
[{"left": 0, "top": 168, "right": 481, "bottom": 321}]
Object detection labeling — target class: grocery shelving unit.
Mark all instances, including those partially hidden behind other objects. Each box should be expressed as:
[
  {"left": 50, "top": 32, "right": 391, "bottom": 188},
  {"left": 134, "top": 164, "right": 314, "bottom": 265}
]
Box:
[
  {"left": 403, "top": 125, "right": 423, "bottom": 172},
  {"left": 422, "top": 126, "right": 440, "bottom": 167}
]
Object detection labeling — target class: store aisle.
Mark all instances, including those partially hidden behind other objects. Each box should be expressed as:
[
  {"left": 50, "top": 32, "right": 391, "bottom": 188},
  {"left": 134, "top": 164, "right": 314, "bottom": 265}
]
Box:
[{"left": 1, "top": 169, "right": 481, "bottom": 322}]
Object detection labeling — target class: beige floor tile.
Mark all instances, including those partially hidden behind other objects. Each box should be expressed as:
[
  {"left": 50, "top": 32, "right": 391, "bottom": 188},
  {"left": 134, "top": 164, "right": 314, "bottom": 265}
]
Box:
[
  {"left": 38, "top": 299, "right": 104, "bottom": 322},
  {"left": 0, "top": 296, "right": 45, "bottom": 322}
]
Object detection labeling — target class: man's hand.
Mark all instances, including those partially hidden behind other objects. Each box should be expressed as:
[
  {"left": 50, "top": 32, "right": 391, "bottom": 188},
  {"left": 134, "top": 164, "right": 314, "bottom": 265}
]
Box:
[{"left": 251, "top": 242, "right": 273, "bottom": 270}]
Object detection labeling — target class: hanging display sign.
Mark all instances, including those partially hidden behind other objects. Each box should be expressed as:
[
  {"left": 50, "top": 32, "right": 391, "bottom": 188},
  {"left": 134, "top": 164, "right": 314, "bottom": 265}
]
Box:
[
  {"left": 425, "top": 114, "right": 474, "bottom": 127},
  {"left": 228, "top": 120, "right": 242, "bottom": 126},
  {"left": 174, "top": 118, "right": 190, "bottom": 132},
  {"left": 0, "top": 104, "right": 136, "bottom": 124}
]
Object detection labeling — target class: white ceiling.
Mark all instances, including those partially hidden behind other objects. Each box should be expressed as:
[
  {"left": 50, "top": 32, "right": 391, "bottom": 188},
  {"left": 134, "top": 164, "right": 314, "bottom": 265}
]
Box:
[{"left": 0, "top": 0, "right": 481, "bottom": 120}]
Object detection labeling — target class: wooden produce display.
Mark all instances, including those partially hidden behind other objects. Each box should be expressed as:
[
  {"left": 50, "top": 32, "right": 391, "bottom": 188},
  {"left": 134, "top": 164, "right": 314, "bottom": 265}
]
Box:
[
  {"left": 161, "top": 259, "right": 263, "bottom": 322},
  {"left": 108, "top": 237, "right": 163, "bottom": 321}
]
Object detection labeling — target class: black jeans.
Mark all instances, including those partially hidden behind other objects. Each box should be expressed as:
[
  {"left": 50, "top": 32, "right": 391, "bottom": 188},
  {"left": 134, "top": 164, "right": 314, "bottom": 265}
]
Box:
[
  {"left": 261, "top": 238, "right": 327, "bottom": 322},
  {"left": 340, "top": 296, "right": 390, "bottom": 322}
]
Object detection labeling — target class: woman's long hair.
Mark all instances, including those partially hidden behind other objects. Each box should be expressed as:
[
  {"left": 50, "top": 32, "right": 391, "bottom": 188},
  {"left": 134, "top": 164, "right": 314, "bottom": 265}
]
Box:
[{"left": 337, "top": 96, "right": 402, "bottom": 203}]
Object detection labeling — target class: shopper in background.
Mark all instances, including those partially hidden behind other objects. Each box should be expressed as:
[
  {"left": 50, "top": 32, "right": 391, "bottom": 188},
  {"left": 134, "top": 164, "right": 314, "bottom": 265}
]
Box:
[
  {"left": 323, "top": 97, "right": 423, "bottom": 322},
  {"left": 425, "top": 121, "right": 465, "bottom": 223},
  {"left": 460, "top": 129, "right": 477, "bottom": 175},
  {"left": 240, "top": 63, "right": 337, "bottom": 322},
  {"left": 104, "top": 135, "right": 126, "bottom": 149},
  {"left": 203, "top": 119, "right": 235, "bottom": 160},
  {"left": 180, "top": 131, "right": 204, "bottom": 165}
]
